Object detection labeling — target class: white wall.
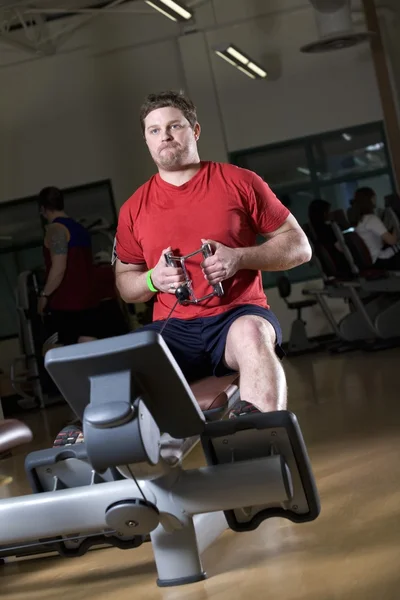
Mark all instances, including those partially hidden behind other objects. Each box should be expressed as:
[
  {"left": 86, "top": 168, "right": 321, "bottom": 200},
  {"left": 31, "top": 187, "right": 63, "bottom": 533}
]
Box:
[
  {"left": 209, "top": 2, "right": 383, "bottom": 151},
  {"left": 0, "top": 0, "right": 388, "bottom": 368}
]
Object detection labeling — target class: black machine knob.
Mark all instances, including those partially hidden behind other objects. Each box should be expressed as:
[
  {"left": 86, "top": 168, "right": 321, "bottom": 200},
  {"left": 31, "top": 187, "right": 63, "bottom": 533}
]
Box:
[{"left": 175, "top": 285, "right": 191, "bottom": 304}]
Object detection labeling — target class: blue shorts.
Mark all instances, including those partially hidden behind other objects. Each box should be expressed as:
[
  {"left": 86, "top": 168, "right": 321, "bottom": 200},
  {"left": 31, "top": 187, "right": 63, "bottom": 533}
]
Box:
[{"left": 140, "top": 304, "right": 284, "bottom": 383}]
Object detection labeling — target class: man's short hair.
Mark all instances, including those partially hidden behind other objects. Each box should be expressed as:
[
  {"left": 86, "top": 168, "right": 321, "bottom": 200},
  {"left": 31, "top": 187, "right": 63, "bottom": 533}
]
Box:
[
  {"left": 139, "top": 90, "right": 198, "bottom": 135},
  {"left": 38, "top": 186, "right": 64, "bottom": 211}
]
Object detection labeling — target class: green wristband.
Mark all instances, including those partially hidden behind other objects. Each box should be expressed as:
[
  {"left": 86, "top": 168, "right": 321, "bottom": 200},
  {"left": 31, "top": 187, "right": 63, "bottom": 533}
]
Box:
[{"left": 146, "top": 269, "right": 158, "bottom": 293}]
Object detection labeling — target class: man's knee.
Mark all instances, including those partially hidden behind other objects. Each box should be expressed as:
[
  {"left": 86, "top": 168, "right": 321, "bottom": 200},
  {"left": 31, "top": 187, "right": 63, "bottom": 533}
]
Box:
[{"left": 225, "top": 316, "right": 277, "bottom": 368}]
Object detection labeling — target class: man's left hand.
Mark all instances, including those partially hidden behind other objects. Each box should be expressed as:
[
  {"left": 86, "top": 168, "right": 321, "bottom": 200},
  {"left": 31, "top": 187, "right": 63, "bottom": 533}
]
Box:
[
  {"left": 201, "top": 239, "right": 242, "bottom": 286},
  {"left": 37, "top": 296, "right": 48, "bottom": 316}
]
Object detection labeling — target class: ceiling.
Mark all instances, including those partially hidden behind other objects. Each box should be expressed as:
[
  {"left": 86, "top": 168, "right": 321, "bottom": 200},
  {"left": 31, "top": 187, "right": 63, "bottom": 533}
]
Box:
[
  {"left": 0, "top": 0, "right": 130, "bottom": 8},
  {"left": 0, "top": 0, "right": 397, "bottom": 60},
  {"left": 0, "top": 0, "right": 151, "bottom": 56}
]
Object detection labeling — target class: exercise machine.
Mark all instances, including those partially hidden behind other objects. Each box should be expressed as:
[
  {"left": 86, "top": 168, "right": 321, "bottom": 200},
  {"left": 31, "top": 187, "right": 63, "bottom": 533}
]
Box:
[
  {"left": 10, "top": 262, "right": 129, "bottom": 413},
  {"left": 276, "top": 275, "right": 320, "bottom": 355},
  {"left": 165, "top": 242, "right": 224, "bottom": 303},
  {"left": 304, "top": 219, "right": 400, "bottom": 345},
  {"left": 11, "top": 270, "right": 53, "bottom": 410},
  {"left": 0, "top": 330, "right": 320, "bottom": 587}
]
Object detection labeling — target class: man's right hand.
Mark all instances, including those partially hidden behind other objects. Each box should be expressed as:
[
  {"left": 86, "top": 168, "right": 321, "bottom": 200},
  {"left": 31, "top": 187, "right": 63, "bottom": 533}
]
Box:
[{"left": 151, "top": 247, "right": 186, "bottom": 294}]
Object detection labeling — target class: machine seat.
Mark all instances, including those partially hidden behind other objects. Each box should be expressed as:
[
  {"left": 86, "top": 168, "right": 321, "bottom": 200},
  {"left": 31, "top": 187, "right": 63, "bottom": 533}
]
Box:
[
  {"left": 0, "top": 419, "right": 33, "bottom": 454},
  {"left": 190, "top": 374, "right": 239, "bottom": 414},
  {"left": 286, "top": 299, "right": 316, "bottom": 311}
]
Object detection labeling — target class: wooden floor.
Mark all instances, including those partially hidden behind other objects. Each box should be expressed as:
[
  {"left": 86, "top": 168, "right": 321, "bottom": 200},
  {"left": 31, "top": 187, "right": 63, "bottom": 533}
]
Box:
[{"left": 2, "top": 347, "right": 400, "bottom": 599}]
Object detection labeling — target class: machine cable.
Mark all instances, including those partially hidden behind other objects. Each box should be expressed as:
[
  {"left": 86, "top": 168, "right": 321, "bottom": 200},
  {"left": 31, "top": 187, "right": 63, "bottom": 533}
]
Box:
[{"left": 125, "top": 464, "right": 149, "bottom": 504}]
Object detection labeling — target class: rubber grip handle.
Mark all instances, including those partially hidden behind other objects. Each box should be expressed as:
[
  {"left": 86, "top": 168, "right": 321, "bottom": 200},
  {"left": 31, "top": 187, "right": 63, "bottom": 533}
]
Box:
[
  {"left": 202, "top": 243, "right": 224, "bottom": 297},
  {"left": 164, "top": 252, "right": 175, "bottom": 267}
]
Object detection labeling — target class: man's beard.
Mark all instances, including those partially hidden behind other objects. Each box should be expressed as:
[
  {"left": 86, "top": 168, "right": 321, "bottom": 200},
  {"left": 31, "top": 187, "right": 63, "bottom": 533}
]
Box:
[{"left": 154, "top": 144, "right": 189, "bottom": 170}]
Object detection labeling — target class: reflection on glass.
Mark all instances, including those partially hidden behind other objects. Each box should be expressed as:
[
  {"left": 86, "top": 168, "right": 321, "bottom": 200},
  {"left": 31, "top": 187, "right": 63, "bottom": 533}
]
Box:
[
  {"left": 17, "top": 246, "right": 45, "bottom": 273},
  {"left": 65, "top": 183, "right": 116, "bottom": 227},
  {"left": 259, "top": 189, "right": 321, "bottom": 288},
  {"left": 272, "top": 189, "right": 316, "bottom": 227},
  {"left": 321, "top": 174, "right": 393, "bottom": 212},
  {"left": 313, "top": 126, "right": 387, "bottom": 181},
  {"left": 0, "top": 201, "right": 43, "bottom": 248},
  {"left": 0, "top": 180, "right": 116, "bottom": 338},
  {"left": 235, "top": 144, "right": 311, "bottom": 187},
  {"left": 231, "top": 122, "right": 393, "bottom": 288}
]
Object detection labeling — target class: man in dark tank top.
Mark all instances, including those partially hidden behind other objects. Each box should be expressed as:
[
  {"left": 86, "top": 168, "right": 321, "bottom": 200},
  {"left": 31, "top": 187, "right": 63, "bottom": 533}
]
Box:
[{"left": 38, "top": 186, "right": 100, "bottom": 345}]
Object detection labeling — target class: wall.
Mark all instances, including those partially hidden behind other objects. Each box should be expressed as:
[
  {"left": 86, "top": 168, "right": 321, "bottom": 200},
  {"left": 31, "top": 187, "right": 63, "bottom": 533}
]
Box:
[
  {"left": 208, "top": 1, "right": 383, "bottom": 151},
  {"left": 0, "top": 0, "right": 389, "bottom": 371},
  {"left": 0, "top": 12, "right": 185, "bottom": 208},
  {"left": 0, "top": 0, "right": 385, "bottom": 206}
]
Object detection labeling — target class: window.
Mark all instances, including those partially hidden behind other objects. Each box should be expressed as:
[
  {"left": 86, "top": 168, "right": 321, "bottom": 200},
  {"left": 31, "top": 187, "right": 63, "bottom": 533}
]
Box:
[
  {"left": 230, "top": 121, "right": 395, "bottom": 289},
  {"left": 0, "top": 180, "right": 116, "bottom": 340},
  {"left": 236, "top": 143, "right": 311, "bottom": 188},
  {"left": 312, "top": 125, "right": 388, "bottom": 182}
]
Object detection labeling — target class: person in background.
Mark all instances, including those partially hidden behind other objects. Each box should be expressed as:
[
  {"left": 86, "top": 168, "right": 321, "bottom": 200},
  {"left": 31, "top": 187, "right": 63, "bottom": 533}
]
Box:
[
  {"left": 353, "top": 187, "right": 400, "bottom": 270},
  {"left": 307, "top": 199, "right": 349, "bottom": 272},
  {"left": 308, "top": 199, "right": 336, "bottom": 244},
  {"left": 38, "top": 186, "right": 99, "bottom": 347},
  {"left": 384, "top": 192, "right": 400, "bottom": 222}
]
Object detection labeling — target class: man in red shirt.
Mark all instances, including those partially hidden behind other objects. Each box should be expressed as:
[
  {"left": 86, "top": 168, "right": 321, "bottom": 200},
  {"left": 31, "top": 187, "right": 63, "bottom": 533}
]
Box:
[{"left": 115, "top": 90, "right": 312, "bottom": 418}]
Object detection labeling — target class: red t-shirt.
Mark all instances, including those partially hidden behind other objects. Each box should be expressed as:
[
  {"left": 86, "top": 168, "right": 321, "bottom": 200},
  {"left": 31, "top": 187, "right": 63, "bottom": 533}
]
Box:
[{"left": 115, "top": 161, "right": 289, "bottom": 321}]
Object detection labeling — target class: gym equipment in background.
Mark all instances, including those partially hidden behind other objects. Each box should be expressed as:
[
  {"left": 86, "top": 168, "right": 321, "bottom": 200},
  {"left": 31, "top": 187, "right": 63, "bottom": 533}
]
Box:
[
  {"left": 276, "top": 275, "right": 319, "bottom": 356},
  {"left": 304, "top": 214, "right": 400, "bottom": 349},
  {"left": 9, "top": 216, "right": 129, "bottom": 414}
]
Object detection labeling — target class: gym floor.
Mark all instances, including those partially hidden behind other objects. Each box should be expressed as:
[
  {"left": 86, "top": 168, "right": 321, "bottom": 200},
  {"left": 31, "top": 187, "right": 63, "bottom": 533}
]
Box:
[{"left": 2, "top": 347, "right": 400, "bottom": 600}]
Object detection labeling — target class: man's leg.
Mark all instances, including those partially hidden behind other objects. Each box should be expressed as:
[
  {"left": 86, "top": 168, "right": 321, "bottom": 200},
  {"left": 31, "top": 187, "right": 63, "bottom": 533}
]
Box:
[{"left": 224, "top": 315, "right": 287, "bottom": 413}]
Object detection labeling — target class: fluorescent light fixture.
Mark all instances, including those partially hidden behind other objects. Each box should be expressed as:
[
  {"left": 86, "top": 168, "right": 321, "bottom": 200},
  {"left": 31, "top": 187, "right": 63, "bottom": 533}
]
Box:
[
  {"left": 297, "top": 167, "right": 310, "bottom": 175},
  {"left": 227, "top": 46, "right": 248, "bottom": 65},
  {"left": 215, "top": 51, "right": 237, "bottom": 68},
  {"left": 342, "top": 133, "right": 352, "bottom": 141},
  {"left": 247, "top": 62, "right": 267, "bottom": 78},
  {"left": 214, "top": 44, "right": 267, "bottom": 80},
  {"left": 145, "top": 0, "right": 192, "bottom": 22},
  {"left": 366, "top": 142, "right": 384, "bottom": 151},
  {"left": 237, "top": 65, "right": 256, "bottom": 79}
]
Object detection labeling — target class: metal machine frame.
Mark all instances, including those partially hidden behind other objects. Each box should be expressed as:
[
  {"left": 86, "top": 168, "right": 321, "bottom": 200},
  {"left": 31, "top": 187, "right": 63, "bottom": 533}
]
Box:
[{"left": 0, "top": 330, "right": 320, "bottom": 588}]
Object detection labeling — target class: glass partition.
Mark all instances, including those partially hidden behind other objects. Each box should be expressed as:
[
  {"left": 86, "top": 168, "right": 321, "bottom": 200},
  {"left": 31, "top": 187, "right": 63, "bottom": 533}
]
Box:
[
  {"left": 230, "top": 121, "right": 395, "bottom": 289},
  {"left": 0, "top": 179, "right": 115, "bottom": 340}
]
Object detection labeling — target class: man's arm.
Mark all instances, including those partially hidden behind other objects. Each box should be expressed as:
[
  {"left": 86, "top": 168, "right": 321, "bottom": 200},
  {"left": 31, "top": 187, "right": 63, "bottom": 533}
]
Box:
[
  {"left": 238, "top": 214, "right": 312, "bottom": 271},
  {"left": 42, "top": 224, "right": 69, "bottom": 296},
  {"left": 115, "top": 248, "right": 187, "bottom": 303},
  {"left": 201, "top": 215, "right": 312, "bottom": 286},
  {"left": 115, "top": 260, "right": 154, "bottom": 303}
]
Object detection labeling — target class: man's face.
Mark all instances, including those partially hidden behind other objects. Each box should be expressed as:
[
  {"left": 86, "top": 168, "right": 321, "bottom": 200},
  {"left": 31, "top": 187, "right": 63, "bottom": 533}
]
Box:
[{"left": 144, "top": 106, "right": 200, "bottom": 170}]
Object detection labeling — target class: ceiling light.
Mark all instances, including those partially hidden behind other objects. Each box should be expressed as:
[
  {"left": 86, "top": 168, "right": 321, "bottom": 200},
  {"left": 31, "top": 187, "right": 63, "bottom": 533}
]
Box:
[
  {"left": 145, "top": 0, "right": 193, "bottom": 22},
  {"left": 365, "top": 142, "right": 384, "bottom": 151},
  {"left": 297, "top": 167, "right": 310, "bottom": 175},
  {"left": 247, "top": 62, "right": 267, "bottom": 78},
  {"left": 342, "top": 133, "right": 352, "bottom": 141},
  {"left": 214, "top": 44, "right": 267, "bottom": 80},
  {"left": 226, "top": 47, "right": 248, "bottom": 65}
]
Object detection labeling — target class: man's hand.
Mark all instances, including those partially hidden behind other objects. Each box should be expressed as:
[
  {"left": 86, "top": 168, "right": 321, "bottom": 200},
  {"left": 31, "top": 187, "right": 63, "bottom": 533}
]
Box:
[
  {"left": 37, "top": 296, "right": 48, "bottom": 316},
  {"left": 151, "top": 247, "right": 186, "bottom": 293},
  {"left": 200, "top": 239, "right": 241, "bottom": 286}
]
